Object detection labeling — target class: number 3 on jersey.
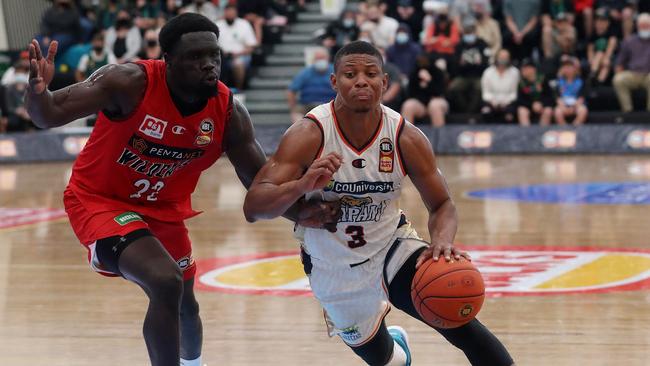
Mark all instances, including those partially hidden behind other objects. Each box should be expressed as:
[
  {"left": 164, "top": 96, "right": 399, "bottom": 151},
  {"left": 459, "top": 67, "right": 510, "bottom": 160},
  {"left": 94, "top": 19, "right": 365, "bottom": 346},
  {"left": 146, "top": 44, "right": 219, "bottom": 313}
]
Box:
[
  {"left": 130, "top": 179, "right": 165, "bottom": 201},
  {"left": 345, "top": 225, "right": 367, "bottom": 248}
]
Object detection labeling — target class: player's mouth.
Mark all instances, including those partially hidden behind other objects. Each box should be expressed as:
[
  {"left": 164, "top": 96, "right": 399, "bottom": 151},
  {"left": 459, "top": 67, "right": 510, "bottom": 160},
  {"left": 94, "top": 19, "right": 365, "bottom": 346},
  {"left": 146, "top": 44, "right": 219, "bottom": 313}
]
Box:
[
  {"left": 203, "top": 73, "right": 218, "bottom": 82},
  {"left": 354, "top": 92, "right": 372, "bottom": 101}
]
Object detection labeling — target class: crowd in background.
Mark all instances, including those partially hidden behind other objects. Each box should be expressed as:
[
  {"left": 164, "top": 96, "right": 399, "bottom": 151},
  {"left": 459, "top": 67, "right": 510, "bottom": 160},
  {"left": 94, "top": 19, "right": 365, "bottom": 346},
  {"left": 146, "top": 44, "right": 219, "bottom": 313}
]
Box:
[
  {"left": 1, "top": 0, "right": 650, "bottom": 132},
  {"left": 292, "top": 0, "right": 650, "bottom": 126}
]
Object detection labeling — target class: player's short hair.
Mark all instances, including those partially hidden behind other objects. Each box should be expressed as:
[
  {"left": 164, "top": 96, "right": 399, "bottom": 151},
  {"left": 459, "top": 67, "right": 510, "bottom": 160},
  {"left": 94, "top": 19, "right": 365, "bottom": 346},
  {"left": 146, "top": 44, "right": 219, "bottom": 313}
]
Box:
[
  {"left": 159, "top": 13, "right": 220, "bottom": 56},
  {"left": 333, "top": 40, "right": 384, "bottom": 72}
]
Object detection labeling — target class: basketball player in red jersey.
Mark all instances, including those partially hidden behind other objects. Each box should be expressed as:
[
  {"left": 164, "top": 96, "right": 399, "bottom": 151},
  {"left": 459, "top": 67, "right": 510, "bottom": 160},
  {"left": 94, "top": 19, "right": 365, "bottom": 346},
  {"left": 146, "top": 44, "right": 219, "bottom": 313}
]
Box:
[
  {"left": 244, "top": 42, "right": 514, "bottom": 366},
  {"left": 26, "top": 13, "right": 340, "bottom": 366}
]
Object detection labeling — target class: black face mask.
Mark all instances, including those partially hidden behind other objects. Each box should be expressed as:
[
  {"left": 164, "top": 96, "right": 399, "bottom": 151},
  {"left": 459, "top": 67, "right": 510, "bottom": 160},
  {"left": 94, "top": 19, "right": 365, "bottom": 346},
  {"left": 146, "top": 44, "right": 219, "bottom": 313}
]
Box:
[
  {"left": 115, "top": 19, "right": 131, "bottom": 29},
  {"left": 93, "top": 46, "right": 103, "bottom": 53},
  {"left": 438, "top": 14, "right": 448, "bottom": 23},
  {"left": 226, "top": 18, "right": 235, "bottom": 25},
  {"left": 146, "top": 40, "right": 157, "bottom": 47}
]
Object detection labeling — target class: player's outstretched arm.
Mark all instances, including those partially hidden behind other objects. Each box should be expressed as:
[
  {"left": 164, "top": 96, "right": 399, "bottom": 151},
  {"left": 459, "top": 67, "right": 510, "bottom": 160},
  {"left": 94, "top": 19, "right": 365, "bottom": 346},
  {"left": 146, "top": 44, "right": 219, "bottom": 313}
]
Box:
[
  {"left": 398, "top": 122, "right": 469, "bottom": 267},
  {"left": 25, "top": 39, "right": 145, "bottom": 128},
  {"left": 243, "top": 118, "right": 341, "bottom": 222}
]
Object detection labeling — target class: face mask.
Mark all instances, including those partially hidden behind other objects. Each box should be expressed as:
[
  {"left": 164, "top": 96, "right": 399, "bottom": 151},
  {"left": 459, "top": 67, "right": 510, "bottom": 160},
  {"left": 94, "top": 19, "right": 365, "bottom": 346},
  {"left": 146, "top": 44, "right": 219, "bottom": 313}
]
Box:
[
  {"left": 496, "top": 59, "right": 510, "bottom": 67},
  {"left": 474, "top": 11, "right": 484, "bottom": 19},
  {"left": 226, "top": 18, "right": 235, "bottom": 25},
  {"left": 93, "top": 46, "right": 103, "bottom": 52},
  {"left": 313, "top": 59, "right": 329, "bottom": 72},
  {"left": 359, "top": 37, "right": 372, "bottom": 43},
  {"left": 640, "top": 30, "right": 650, "bottom": 39},
  {"left": 115, "top": 19, "right": 131, "bottom": 29},
  {"left": 146, "top": 39, "right": 157, "bottom": 47},
  {"left": 342, "top": 18, "right": 355, "bottom": 28},
  {"left": 395, "top": 32, "right": 409, "bottom": 44},
  {"left": 14, "top": 73, "right": 29, "bottom": 85},
  {"left": 463, "top": 34, "right": 477, "bottom": 43},
  {"left": 437, "top": 14, "right": 448, "bottom": 23}
]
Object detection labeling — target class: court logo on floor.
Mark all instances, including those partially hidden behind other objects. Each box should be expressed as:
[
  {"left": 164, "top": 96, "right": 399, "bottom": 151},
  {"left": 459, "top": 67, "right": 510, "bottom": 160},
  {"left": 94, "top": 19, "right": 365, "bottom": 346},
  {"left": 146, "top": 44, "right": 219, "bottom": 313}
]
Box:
[
  {"left": 0, "top": 208, "right": 67, "bottom": 230},
  {"left": 466, "top": 182, "right": 650, "bottom": 204},
  {"left": 195, "top": 246, "right": 650, "bottom": 297}
]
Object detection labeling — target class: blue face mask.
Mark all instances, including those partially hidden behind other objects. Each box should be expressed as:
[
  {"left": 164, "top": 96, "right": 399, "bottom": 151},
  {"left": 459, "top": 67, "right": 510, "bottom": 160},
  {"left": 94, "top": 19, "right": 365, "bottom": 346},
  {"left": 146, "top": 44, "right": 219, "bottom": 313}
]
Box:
[
  {"left": 463, "top": 34, "right": 477, "bottom": 43},
  {"left": 395, "top": 32, "right": 409, "bottom": 44},
  {"left": 342, "top": 18, "right": 355, "bottom": 28},
  {"left": 640, "top": 30, "right": 650, "bottom": 39}
]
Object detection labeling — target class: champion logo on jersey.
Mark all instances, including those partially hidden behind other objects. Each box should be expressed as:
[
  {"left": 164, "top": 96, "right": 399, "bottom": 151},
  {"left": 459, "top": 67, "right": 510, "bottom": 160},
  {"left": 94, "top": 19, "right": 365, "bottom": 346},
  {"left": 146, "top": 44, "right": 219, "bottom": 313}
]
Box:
[
  {"left": 139, "top": 115, "right": 168, "bottom": 140},
  {"left": 172, "top": 125, "right": 186, "bottom": 135},
  {"left": 352, "top": 158, "right": 366, "bottom": 168}
]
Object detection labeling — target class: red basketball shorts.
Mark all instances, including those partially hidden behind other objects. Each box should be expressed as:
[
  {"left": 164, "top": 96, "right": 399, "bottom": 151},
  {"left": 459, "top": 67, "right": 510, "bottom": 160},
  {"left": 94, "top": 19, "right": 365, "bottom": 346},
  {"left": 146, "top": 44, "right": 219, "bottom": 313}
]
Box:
[{"left": 63, "top": 189, "right": 196, "bottom": 280}]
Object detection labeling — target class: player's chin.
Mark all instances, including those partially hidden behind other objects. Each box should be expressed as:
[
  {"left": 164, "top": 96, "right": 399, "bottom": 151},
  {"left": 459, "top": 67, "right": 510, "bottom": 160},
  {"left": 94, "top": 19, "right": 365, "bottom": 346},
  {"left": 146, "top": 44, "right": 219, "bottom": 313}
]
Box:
[{"left": 197, "top": 82, "right": 219, "bottom": 98}]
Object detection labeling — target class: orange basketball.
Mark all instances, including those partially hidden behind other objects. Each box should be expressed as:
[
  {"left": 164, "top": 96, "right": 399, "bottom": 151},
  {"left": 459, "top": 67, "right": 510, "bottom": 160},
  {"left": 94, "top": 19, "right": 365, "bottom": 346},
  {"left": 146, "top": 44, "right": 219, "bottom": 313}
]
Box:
[{"left": 410, "top": 257, "right": 485, "bottom": 329}]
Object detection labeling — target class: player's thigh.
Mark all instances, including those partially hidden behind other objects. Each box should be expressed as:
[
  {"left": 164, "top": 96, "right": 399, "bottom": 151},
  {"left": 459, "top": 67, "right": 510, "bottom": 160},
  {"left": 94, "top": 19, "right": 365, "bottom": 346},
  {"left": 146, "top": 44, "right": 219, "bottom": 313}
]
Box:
[
  {"left": 147, "top": 218, "right": 196, "bottom": 281},
  {"left": 116, "top": 235, "right": 183, "bottom": 292}
]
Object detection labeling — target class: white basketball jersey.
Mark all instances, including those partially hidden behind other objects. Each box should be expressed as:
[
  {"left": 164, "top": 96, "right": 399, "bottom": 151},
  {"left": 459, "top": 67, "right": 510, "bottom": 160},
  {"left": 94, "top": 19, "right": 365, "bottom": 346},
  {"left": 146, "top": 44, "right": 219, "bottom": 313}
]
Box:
[{"left": 301, "top": 101, "right": 407, "bottom": 264}]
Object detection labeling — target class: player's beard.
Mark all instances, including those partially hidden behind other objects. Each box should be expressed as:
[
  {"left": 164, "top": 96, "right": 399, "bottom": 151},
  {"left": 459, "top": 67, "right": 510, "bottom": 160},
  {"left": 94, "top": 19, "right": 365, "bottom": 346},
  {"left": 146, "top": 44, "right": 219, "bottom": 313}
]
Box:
[{"left": 195, "top": 82, "right": 219, "bottom": 99}]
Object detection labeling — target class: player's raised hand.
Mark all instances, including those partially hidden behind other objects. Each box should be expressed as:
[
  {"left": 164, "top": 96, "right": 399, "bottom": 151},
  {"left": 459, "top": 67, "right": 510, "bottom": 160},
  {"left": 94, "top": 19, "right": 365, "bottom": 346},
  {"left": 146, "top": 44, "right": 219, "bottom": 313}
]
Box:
[
  {"left": 28, "top": 39, "right": 58, "bottom": 95},
  {"left": 297, "top": 152, "right": 342, "bottom": 194},
  {"left": 415, "top": 241, "right": 471, "bottom": 269}
]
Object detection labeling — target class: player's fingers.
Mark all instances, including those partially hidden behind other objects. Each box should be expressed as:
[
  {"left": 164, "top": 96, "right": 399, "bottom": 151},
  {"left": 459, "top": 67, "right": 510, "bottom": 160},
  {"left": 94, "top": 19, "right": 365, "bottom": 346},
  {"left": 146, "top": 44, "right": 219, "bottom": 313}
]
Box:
[
  {"left": 33, "top": 39, "right": 43, "bottom": 60},
  {"left": 443, "top": 247, "right": 452, "bottom": 262},
  {"left": 431, "top": 244, "right": 443, "bottom": 262},
  {"left": 460, "top": 251, "right": 472, "bottom": 261},
  {"left": 415, "top": 249, "right": 432, "bottom": 269},
  {"left": 46, "top": 41, "right": 58, "bottom": 63},
  {"left": 451, "top": 247, "right": 463, "bottom": 260},
  {"left": 29, "top": 58, "right": 39, "bottom": 80}
]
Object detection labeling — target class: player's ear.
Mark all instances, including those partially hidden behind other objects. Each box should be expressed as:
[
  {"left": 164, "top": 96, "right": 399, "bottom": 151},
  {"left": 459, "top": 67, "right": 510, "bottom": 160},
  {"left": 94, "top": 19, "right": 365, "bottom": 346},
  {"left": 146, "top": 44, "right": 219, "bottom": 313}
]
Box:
[{"left": 330, "top": 73, "right": 337, "bottom": 92}]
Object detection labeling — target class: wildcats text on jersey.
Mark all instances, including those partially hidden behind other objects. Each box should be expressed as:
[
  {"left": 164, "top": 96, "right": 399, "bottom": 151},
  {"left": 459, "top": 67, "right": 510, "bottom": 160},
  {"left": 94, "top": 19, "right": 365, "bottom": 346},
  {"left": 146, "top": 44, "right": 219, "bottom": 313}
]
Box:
[
  {"left": 116, "top": 149, "right": 192, "bottom": 178},
  {"left": 325, "top": 180, "right": 395, "bottom": 194},
  {"left": 339, "top": 195, "right": 389, "bottom": 223}
]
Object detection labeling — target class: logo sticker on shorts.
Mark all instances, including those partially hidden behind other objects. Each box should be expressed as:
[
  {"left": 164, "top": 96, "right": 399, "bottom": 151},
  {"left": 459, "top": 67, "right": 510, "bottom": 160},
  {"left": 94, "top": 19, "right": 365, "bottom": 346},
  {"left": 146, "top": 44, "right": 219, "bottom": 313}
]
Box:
[
  {"left": 177, "top": 255, "right": 195, "bottom": 270},
  {"left": 114, "top": 212, "right": 143, "bottom": 226},
  {"left": 340, "top": 325, "right": 362, "bottom": 343}
]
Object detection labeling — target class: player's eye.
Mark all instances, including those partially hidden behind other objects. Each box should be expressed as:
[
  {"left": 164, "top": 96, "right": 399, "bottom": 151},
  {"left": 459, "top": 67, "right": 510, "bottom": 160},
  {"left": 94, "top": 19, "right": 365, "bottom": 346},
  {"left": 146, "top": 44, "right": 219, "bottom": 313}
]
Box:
[{"left": 344, "top": 72, "right": 354, "bottom": 78}]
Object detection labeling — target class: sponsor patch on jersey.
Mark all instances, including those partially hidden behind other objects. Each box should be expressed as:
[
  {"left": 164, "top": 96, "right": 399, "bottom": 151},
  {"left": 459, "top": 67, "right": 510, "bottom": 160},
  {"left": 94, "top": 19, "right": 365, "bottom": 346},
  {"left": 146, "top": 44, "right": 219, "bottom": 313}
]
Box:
[
  {"left": 324, "top": 180, "right": 394, "bottom": 194},
  {"left": 139, "top": 115, "right": 168, "bottom": 140},
  {"left": 128, "top": 135, "right": 204, "bottom": 161},
  {"left": 194, "top": 247, "right": 650, "bottom": 297},
  {"left": 378, "top": 138, "right": 394, "bottom": 173},
  {"left": 113, "top": 211, "right": 143, "bottom": 226},
  {"left": 339, "top": 195, "right": 389, "bottom": 223},
  {"left": 352, "top": 158, "right": 366, "bottom": 169},
  {"left": 195, "top": 119, "right": 214, "bottom": 146}
]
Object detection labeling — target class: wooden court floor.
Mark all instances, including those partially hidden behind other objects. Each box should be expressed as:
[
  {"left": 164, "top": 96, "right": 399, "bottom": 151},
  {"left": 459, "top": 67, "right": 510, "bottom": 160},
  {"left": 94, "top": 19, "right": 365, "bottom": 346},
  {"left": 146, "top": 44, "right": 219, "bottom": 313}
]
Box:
[{"left": 0, "top": 155, "right": 649, "bottom": 365}]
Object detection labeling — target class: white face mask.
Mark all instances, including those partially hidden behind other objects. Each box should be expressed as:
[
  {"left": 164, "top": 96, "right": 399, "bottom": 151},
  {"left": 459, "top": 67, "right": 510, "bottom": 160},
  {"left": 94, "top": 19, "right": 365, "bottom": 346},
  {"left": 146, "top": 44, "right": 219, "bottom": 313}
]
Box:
[
  {"left": 639, "top": 30, "right": 650, "bottom": 39},
  {"left": 313, "top": 59, "right": 329, "bottom": 72},
  {"left": 395, "top": 32, "right": 409, "bottom": 44},
  {"left": 13, "top": 73, "right": 29, "bottom": 85},
  {"left": 342, "top": 18, "right": 355, "bottom": 28},
  {"left": 463, "top": 34, "right": 477, "bottom": 43}
]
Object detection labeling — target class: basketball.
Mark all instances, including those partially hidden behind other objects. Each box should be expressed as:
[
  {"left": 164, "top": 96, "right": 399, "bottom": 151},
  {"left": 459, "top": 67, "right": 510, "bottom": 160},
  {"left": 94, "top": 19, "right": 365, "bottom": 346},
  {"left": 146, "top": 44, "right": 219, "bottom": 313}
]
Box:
[{"left": 411, "top": 257, "right": 485, "bottom": 329}]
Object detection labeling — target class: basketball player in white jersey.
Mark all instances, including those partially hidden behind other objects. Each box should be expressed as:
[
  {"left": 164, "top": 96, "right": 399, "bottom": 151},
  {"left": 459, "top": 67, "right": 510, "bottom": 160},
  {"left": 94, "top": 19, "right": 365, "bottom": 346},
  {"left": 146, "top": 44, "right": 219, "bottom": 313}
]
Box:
[{"left": 243, "top": 41, "right": 514, "bottom": 366}]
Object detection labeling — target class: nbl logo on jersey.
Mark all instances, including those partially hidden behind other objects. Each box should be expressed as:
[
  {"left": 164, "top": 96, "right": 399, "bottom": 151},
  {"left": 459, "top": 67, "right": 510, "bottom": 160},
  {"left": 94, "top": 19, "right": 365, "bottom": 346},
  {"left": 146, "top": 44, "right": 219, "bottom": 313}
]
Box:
[{"left": 139, "top": 115, "right": 168, "bottom": 140}]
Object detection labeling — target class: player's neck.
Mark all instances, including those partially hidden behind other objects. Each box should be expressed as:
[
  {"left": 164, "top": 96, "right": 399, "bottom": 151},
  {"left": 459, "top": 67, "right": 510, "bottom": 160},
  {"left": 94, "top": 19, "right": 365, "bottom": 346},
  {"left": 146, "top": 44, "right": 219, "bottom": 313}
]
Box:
[
  {"left": 166, "top": 75, "right": 207, "bottom": 117},
  {"left": 333, "top": 98, "right": 382, "bottom": 149}
]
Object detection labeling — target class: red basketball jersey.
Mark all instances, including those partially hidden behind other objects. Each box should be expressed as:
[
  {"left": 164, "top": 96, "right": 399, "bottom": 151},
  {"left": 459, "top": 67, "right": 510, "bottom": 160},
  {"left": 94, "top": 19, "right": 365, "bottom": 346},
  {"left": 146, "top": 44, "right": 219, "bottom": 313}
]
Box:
[{"left": 66, "top": 59, "right": 232, "bottom": 222}]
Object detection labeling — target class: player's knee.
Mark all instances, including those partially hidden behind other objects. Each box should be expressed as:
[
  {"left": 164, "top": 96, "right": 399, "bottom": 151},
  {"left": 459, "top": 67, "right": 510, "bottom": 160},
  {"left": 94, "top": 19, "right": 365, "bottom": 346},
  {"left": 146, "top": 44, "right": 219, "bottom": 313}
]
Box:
[
  {"left": 180, "top": 296, "right": 200, "bottom": 318},
  {"left": 146, "top": 268, "right": 183, "bottom": 302}
]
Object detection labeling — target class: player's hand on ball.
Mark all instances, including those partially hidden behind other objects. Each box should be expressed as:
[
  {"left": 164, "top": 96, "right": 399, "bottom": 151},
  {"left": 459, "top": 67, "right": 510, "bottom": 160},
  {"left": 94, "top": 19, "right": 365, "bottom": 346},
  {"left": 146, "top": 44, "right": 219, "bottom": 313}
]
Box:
[
  {"left": 297, "top": 152, "right": 342, "bottom": 194},
  {"left": 28, "top": 39, "right": 58, "bottom": 95},
  {"left": 415, "top": 242, "right": 471, "bottom": 269},
  {"left": 297, "top": 199, "right": 342, "bottom": 232}
]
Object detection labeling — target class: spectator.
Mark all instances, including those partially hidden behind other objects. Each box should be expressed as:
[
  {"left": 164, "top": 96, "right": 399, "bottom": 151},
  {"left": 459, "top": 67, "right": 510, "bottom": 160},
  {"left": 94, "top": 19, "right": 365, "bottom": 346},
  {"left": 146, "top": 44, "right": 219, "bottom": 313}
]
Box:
[
  {"left": 98, "top": 0, "right": 122, "bottom": 30},
  {"left": 75, "top": 33, "right": 117, "bottom": 82},
  {"left": 574, "top": 0, "right": 595, "bottom": 39},
  {"left": 386, "top": 23, "right": 421, "bottom": 78},
  {"left": 37, "top": 0, "right": 82, "bottom": 55},
  {"left": 542, "top": 0, "right": 575, "bottom": 25},
  {"left": 320, "top": 10, "right": 360, "bottom": 58},
  {"left": 587, "top": 8, "right": 617, "bottom": 85},
  {"left": 136, "top": 28, "right": 163, "bottom": 60},
  {"left": 401, "top": 54, "right": 449, "bottom": 127},
  {"left": 394, "top": 0, "right": 424, "bottom": 39},
  {"left": 542, "top": 12, "right": 577, "bottom": 60},
  {"left": 287, "top": 48, "right": 336, "bottom": 123},
  {"left": 595, "top": 0, "right": 636, "bottom": 38},
  {"left": 238, "top": 0, "right": 268, "bottom": 45},
  {"left": 360, "top": 3, "right": 400, "bottom": 49},
  {"left": 4, "top": 62, "right": 34, "bottom": 132},
  {"left": 517, "top": 59, "right": 554, "bottom": 125},
  {"left": 480, "top": 49, "right": 520, "bottom": 123},
  {"left": 181, "top": 0, "right": 221, "bottom": 23},
  {"left": 217, "top": 5, "right": 258, "bottom": 90},
  {"left": 473, "top": 1, "right": 502, "bottom": 60},
  {"left": 451, "top": 0, "right": 491, "bottom": 31},
  {"left": 1, "top": 51, "right": 29, "bottom": 86},
  {"left": 612, "top": 13, "right": 650, "bottom": 113},
  {"left": 162, "top": 0, "right": 182, "bottom": 19},
  {"left": 449, "top": 19, "right": 490, "bottom": 113},
  {"left": 503, "top": 0, "right": 542, "bottom": 61},
  {"left": 105, "top": 10, "right": 142, "bottom": 64},
  {"left": 134, "top": 0, "right": 161, "bottom": 30},
  {"left": 378, "top": 48, "right": 405, "bottom": 111},
  {"left": 553, "top": 55, "right": 588, "bottom": 125},
  {"left": 422, "top": 6, "right": 460, "bottom": 61}
]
